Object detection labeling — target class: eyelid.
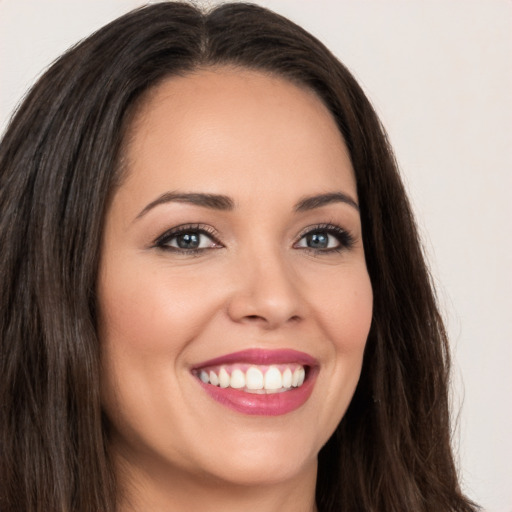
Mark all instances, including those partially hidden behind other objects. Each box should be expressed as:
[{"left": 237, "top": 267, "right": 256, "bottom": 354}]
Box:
[
  {"left": 153, "top": 223, "right": 222, "bottom": 249},
  {"left": 151, "top": 222, "right": 355, "bottom": 254},
  {"left": 293, "top": 222, "right": 355, "bottom": 251}
]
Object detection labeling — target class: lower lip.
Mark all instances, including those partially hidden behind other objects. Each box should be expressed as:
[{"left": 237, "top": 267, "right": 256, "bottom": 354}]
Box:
[{"left": 196, "top": 369, "right": 317, "bottom": 416}]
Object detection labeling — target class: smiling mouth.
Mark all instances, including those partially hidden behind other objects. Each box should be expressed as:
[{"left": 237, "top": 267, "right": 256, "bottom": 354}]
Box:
[
  {"left": 191, "top": 348, "right": 317, "bottom": 415},
  {"left": 193, "top": 363, "right": 307, "bottom": 394}
]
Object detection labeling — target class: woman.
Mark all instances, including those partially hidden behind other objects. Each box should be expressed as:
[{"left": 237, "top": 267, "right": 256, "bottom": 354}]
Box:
[{"left": 0, "top": 3, "right": 479, "bottom": 511}]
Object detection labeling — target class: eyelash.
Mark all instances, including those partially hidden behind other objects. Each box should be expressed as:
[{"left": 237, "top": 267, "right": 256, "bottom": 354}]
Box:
[
  {"left": 153, "top": 223, "right": 355, "bottom": 255},
  {"left": 154, "top": 224, "right": 222, "bottom": 254},
  {"left": 294, "top": 223, "right": 356, "bottom": 254}
]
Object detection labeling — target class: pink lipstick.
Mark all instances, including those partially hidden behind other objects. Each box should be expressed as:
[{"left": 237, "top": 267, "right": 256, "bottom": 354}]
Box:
[{"left": 192, "top": 349, "right": 318, "bottom": 416}]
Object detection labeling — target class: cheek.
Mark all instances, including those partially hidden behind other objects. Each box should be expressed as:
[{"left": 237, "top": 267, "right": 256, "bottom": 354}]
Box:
[
  {"left": 96, "top": 260, "right": 216, "bottom": 427},
  {"left": 96, "top": 260, "right": 222, "bottom": 441},
  {"left": 296, "top": 264, "right": 372, "bottom": 444},
  {"left": 312, "top": 265, "right": 373, "bottom": 403},
  {"left": 311, "top": 265, "right": 373, "bottom": 354},
  {"left": 97, "top": 259, "right": 220, "bottom": 357}
]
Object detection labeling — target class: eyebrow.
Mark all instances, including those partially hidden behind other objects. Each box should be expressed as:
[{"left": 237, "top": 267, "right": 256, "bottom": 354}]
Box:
[
  {"left": 135, "top": 192, "right": 234, "bottom": 220},
  {"left": 294, "top": 192, "right": 359, "bottom": 212},
  {"left": 135, "top": 190, "right": 359, "bottom": 220}
]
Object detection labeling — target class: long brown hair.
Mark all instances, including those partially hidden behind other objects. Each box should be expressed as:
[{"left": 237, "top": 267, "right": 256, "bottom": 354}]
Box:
[{"left": 0, "top": 3, "right": 478, "bottom": 511}]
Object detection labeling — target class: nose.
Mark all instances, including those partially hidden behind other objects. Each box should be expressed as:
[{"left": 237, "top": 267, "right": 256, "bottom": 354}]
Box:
[{"left": 226, "top": 249, "right": 305, "bottom": 329}]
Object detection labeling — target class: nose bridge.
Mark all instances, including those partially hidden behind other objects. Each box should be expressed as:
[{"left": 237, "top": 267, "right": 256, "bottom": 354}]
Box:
[{"left": 227, "top": 240, "right": 303, "bottom": 327}]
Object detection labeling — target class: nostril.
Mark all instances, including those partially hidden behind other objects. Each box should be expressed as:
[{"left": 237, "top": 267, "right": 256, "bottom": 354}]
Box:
[
  {"left": 242, "top": 313, "right": 302, "bottom": 326},
  {"left": 246, "top": 314, "right": 264, "bottom": 321}
]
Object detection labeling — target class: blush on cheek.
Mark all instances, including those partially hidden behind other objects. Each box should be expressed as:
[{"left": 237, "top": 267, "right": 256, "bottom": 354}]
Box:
[{"left": 321, "top": 276, "right": 373, "bottom": 352}]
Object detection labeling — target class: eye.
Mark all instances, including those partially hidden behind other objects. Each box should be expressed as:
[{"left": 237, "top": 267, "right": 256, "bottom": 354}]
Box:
[
  {"left": 294, "top": 224, "right": 355, "bottom": 252},
  {"left": 154, "top": 224, "right": 222, "bottom": 253}
]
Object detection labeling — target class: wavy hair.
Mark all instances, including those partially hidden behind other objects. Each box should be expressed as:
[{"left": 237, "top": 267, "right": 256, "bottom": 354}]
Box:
[{"left": 0, "top": 3, "right": 478, "bottom": 511}]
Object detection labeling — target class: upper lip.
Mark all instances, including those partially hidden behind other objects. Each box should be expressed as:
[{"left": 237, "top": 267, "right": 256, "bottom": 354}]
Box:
[{"left": 192, "top": 348, "right": 317, "bottom": 370}]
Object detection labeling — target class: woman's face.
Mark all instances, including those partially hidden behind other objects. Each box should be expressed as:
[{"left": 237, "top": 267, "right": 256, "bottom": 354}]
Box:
[{"left": 98, "top": 68, "right": 373, "bottom": 490}]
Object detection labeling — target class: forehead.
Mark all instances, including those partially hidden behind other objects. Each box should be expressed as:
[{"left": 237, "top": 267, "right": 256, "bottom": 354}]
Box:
[{"left": 120, "top": 67, "right": 356, "bottom": 204}]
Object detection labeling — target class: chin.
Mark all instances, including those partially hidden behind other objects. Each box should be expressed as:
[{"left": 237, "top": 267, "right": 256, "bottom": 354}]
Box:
[
  {"left": 206, "top": 451, "right": 317, "bottom": 488},
  {"left": 189, "top": 426, "right": 322, "bottom": 487}
]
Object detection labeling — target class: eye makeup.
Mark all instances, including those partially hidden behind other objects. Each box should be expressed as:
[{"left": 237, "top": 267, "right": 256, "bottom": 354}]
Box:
[
  {"left": 152, "top": 220, "right": 356, "bottom": 257},
  {"left": 153, "top": 223, "right": 222, "bottom": 254},
  {"left": 294, "top": 223, "right": 355, "bottom": 254}
]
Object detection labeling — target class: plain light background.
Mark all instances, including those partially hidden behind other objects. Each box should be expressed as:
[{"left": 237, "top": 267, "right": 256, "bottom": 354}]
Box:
[{"left": 1, "top": 1, "right": 511, "bottom": 510}]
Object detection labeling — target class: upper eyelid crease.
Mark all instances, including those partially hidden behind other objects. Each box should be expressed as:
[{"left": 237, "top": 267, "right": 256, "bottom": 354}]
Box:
[
  {"left": 155, "top": 224, "right": 219, "bottom": 244},
  {"left": 154, "top": 223, "right": 354, "bottom": 255},
  {"left": 155, "top": 222, "right": 353, "bottom": 242},
  {"left": 134, "top": 190, "right": 359, "bottom": 223},
  {"left": 296, "top": 222, "right": 345, "bottom": 236},
  {"left": 296, "top": 223, "right": 355, "bottom": 245}
]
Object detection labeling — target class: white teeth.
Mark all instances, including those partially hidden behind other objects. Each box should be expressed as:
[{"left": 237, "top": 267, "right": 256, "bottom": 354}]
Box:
[
  {"left": 246, "top": 366, "right": 264, "bottom": 390},
  {"left": 297, "top": 367, "right": 305, "bottom": 386},
  {"left": 282, "top": 368, "right": 292, "bottom": 388},
  {"left": 197, "top": 364, "right": 308, "bottom": 392},
  {"left": 230, "top": 369, "right": 245, "bottom": 389},
  {"left": 292, "top": 368, "right": 301, "bottom": 387},
  {"left": 264, "top": 366, "right": 282, "bottom": 390},
  {"left": 209, "top": 371, "right": 219, "bottom": 386},
  {"left": 219, "top": 368, "right": 230, "bottom": 388}
]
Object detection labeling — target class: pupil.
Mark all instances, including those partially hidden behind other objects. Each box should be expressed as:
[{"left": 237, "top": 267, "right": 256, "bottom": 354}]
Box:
[
  {"left": 307, "top": 232, "right": 328, "bottom": 248},
  {"left": 177, "top": 233, "right": 200, "bottom": 249}
]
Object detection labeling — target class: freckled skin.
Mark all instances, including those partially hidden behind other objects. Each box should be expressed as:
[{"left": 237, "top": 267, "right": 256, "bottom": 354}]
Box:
[{"left": 97, "top": 68, "right": 373, "bottom": 512}]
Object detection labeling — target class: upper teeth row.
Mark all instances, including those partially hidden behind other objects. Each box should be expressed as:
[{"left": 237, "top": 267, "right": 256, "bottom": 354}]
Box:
[{"left": 198, "top": 365, "right": 306, "bottom": 392}]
